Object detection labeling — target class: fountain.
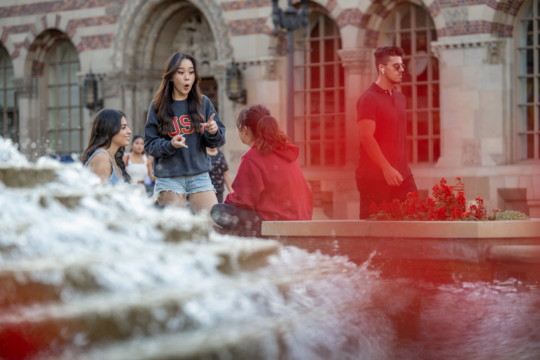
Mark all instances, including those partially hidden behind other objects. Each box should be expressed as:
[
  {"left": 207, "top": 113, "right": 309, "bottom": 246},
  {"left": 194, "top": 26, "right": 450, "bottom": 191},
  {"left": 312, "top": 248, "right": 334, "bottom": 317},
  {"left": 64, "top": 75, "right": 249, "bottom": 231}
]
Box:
[{"left": 1, "top": 136, "right": 539, "bottom": 360}]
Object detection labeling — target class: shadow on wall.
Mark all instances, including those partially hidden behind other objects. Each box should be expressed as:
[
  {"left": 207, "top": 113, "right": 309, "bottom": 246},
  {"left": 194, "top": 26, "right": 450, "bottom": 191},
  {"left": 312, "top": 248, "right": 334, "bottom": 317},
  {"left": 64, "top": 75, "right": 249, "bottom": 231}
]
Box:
[{"left": 498, "top": 188, "right": 530, "bottom": 216}]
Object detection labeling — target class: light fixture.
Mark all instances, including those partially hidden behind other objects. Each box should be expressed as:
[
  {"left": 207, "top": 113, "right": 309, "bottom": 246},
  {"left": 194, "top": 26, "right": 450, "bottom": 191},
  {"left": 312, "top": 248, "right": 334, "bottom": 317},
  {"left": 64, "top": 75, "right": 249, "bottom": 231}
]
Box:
[
  {"left": 226, "top": 60, "right": 246, "bottom": 105},
  {"left": 83, "top": 70, "right": 103, "bottom": 112}
]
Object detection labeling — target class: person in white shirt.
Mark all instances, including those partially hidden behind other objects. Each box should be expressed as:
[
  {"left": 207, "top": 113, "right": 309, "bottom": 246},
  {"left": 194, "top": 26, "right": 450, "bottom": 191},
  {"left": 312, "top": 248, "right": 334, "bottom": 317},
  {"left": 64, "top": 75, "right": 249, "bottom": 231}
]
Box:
[{"left": 123, "top": 135, "right": 155, "bottom": 185}]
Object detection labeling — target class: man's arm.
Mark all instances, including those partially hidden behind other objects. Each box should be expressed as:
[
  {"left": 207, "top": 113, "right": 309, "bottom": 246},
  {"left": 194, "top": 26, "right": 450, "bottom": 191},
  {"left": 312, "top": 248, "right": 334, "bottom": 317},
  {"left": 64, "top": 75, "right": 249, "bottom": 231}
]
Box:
[{"left": 358, "top": 119, "right": 403, "bottom": 186}]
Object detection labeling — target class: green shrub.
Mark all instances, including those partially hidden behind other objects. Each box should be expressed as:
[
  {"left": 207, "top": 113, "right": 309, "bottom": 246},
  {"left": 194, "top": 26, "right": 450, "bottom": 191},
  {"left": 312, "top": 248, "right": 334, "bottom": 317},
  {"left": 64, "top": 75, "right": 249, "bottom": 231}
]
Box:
[{"left": 495, "top": 211, "right": 530, "bottom": 221}]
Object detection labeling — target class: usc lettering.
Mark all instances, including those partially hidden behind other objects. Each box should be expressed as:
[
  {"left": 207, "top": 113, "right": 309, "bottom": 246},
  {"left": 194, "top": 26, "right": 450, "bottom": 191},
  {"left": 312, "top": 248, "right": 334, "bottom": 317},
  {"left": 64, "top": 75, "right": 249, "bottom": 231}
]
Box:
[{"left": 169, "top": 115, "right": 193, "bottom": 137}]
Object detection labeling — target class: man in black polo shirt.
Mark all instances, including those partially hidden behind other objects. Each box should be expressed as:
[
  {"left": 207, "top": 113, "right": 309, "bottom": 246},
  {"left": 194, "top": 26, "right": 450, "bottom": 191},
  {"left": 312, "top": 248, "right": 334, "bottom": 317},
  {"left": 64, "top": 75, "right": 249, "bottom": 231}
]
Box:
[{"left": 356, "top": 46, "right": 417, "bottom": 219}]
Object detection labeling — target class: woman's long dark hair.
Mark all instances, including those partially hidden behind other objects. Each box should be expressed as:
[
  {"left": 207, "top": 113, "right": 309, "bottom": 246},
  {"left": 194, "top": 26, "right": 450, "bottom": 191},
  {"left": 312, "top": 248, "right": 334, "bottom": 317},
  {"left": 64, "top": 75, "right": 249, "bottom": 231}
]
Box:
[
  {"left": 153, "top": 52, "right": 204, "bottom": 136},
  {"left": 81, "top": 108, "right": 131, "bottom": 183},
  {"left": 237, "top": 104, "right": 290, "bottom": 156}
]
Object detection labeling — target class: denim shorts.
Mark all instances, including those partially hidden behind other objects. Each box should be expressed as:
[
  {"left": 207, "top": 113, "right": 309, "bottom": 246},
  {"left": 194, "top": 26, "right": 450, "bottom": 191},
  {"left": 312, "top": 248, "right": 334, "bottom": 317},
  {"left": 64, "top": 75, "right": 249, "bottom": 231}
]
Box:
[{"left": 154, "top": 172, "right": 215, "bottom": 199}]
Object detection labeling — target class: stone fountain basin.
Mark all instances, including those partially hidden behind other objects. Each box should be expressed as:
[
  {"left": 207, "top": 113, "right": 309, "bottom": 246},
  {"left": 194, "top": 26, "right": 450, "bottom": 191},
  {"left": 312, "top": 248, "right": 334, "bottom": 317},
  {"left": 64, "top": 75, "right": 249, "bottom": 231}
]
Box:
[
  {"left": 262, "top": 220, "right": 540, "bottom": 281},
  {"left": 0, "top": 165, "right": 58, "bottom": 188}
]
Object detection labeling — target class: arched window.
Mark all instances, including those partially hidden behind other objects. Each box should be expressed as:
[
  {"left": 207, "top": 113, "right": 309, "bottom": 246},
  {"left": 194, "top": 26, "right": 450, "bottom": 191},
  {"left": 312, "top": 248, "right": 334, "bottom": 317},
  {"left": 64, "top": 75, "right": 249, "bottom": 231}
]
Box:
[
  {"left": 517, "top": 1, "right": 539, "bottom": 160},
  {"left": 46, "top": 41, "right": 83, "bottom": 155},
  {"left": 0, "top": 46, "right": 18, "bottom": 143},
  {"left": 294, "top": 12, "right": 345, "bottom": 167},
  {"left": 383, "top": 5, "right": 440, "bottom": 164}
]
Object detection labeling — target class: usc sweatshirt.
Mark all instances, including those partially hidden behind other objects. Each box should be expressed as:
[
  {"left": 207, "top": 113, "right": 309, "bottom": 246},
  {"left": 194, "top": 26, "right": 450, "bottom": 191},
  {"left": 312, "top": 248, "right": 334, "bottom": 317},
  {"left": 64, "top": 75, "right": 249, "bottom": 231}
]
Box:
[{"left": 144, "top": 95, "right": 226, "bottom": 177}]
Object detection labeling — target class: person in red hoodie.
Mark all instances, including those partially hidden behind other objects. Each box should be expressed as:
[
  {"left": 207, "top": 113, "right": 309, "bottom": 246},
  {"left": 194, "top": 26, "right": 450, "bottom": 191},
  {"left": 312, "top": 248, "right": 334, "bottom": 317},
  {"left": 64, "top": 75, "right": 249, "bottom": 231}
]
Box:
[{"left": 210, "top": 104, "right": 313, "bottom": 237}]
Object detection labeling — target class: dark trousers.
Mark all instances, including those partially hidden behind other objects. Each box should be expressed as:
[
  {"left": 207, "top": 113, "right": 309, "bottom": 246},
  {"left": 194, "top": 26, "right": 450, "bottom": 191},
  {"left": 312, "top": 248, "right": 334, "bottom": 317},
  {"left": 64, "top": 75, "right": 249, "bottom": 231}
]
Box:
[
  {"left": 356, "top": 174, "right": 418, "bottom": 219},
  {"left": 210, "top": 203, "right": 263, "bottom": 237},
  {"left": 216, "top": 192, "right": 224, "bottom": 204}
]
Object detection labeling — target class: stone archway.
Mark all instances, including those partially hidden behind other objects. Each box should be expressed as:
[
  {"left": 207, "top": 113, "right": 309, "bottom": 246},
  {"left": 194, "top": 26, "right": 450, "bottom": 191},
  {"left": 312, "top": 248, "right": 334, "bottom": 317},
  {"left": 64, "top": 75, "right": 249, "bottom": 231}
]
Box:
[
  {"left": 106, "top": 0, "right": 233, "bottom": 136},
  {"left": 17, "top": 29, "right": 80, "bottom": 158},
  {"left": 111, "top": 0, "right": 232, "bottom": 70}
]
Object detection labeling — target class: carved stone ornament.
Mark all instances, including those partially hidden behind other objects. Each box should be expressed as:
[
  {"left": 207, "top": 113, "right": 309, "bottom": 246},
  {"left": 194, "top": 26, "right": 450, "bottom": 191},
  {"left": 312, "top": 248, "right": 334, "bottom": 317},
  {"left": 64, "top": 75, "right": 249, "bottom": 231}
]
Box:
[
  {"left": 173, "top": 12, "right": 217, "bottom": 78},
  {"left": 337, "top": 48, "right": 374, "bottom": 75},
  {"left": 210, "top": 60, "right": 229, "bottom": 77},
  {"left": 485, "top": 40, "right": 505, "bottom": 65},
  {"left": 101, "top": 75, "right": 120, "bottom": 99},
  {"left": 431, "top": 39, "right": 506, "bottom": 67},
  {"left": 111, "top": 0, "right": 233, "bottom": 70},
  {"left": 265, "top": 59, "right": 278, "bottom": 81},
  {"left": 442, "top": 7, "right": 468, "bottom": 26}
]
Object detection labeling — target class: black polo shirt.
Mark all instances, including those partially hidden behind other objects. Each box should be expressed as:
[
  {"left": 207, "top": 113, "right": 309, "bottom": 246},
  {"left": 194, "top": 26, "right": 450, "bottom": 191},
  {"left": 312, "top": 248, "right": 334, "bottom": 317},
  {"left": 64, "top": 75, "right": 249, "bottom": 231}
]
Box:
[{"left": 355, "top": 82, "right": 411, "bottom": 180}]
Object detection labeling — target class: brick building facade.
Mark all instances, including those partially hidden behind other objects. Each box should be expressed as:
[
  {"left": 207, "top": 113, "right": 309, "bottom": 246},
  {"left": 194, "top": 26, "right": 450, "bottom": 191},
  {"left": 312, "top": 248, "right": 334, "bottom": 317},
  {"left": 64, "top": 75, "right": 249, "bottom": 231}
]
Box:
[{"left": 1, "top": 0, "right": 539, "bottom": 218}]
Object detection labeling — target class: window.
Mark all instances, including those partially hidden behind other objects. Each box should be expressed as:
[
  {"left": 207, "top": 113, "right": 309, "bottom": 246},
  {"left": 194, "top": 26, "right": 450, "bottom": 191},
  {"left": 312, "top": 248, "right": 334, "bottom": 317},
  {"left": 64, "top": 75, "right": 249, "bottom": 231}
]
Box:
[
  {"left": 46, "top": 41, "right": 83, "bottom": 155},
  {"left": 383, "top": 5, "right": 440, "bottom": 164},
  {"left": 0, "top": 46, "right": 18, "bottom": 143},
  {"left": 294, "top": 13, "right": 346, "bottom": 167},
  {"left": 517, "top": 1, "right": 540, "bottom": 160}
]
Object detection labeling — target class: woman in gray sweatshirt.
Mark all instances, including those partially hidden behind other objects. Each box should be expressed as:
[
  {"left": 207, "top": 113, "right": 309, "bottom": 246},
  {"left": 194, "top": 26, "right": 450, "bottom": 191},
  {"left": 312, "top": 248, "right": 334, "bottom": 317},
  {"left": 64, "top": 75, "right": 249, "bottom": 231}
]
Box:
[{"left": 144, "top": 52, "right": 226, "bottom": 217}]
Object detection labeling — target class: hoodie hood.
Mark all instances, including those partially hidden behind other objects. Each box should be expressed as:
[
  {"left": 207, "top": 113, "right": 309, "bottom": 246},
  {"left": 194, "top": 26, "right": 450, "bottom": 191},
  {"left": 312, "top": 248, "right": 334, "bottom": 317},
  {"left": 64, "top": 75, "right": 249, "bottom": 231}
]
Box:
[{"left": 272, "top": 143, "right": 299, "bottom": 162}]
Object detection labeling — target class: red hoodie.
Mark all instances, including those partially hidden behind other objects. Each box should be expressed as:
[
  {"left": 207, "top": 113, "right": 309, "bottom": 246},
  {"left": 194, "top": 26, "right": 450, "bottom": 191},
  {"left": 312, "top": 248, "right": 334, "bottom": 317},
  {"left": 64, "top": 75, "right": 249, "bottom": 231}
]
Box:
[{"left": 225, "top": 144, "right": 313, "bottom": 221}]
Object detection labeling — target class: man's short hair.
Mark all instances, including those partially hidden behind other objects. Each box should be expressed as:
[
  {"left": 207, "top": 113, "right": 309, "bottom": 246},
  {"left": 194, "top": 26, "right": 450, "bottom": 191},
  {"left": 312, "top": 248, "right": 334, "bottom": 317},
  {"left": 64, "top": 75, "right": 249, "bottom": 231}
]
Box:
[{"left": 374, "top": 46, "right": 404, "bottom": 72}]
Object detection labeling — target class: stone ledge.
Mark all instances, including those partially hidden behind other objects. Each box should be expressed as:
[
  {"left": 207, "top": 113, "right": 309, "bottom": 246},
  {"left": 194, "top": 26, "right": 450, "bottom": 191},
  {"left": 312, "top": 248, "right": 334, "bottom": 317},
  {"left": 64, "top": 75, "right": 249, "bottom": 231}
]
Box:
[{"left": 261, "top": 219, "right": 540, "bottom": 239}]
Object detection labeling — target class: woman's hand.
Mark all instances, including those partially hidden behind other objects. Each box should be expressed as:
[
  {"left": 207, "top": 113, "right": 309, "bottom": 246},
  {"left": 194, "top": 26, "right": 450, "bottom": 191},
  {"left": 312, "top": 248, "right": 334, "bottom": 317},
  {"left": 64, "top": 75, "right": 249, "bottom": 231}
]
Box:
[
  {"left": 202, "top": 114, "right": 218, "bottom": 135},
  {"left": 171, "top": 135, "right": 188, "bottom": 148}
]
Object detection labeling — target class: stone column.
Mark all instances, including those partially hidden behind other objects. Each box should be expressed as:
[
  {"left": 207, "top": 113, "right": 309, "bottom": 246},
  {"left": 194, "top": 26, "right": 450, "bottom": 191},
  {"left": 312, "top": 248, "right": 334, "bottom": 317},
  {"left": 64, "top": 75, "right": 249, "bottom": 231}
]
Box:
[
  {"left": 12, "top": 76, "right": 40, "bottom": 158},
  {"left": 102, "top": 72, "right": 123, "bottom": 112},
  {"left": 210, "top": 60, "right": 241, "bottom": 171},
  {"left": 122, "top": 81, "right": 137, "bottom": 134},
  {"left": 337, "top": 48, "right": 376, "bottom": 167},
  {"left": 334, "top": 48, "right": 376, "bottom": 219},
  {"left": 134, "top": 76, "right": 158, "bottom": 135},
  {"left": 431, "top": 38, "right": 510, "bottom": 168}
]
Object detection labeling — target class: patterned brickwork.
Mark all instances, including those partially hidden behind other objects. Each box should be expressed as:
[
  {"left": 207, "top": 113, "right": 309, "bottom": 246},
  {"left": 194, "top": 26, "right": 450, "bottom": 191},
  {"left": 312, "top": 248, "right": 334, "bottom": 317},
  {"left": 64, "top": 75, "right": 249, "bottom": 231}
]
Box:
[
  {"left": 428, "top": 0, "right": 443, "bottom": 18},
  {"left": 428, "top": 0, "right": 525, "bottom": 16},
  {"left": 1, "top": 24, "right": 36, "bottom": 43},
  {"left": 494, "top": 0, "right": 526, "bottom": 15},
  {"left": 335, "top": 8, "right": 364, "bottom": 28},
  {"left": 75, "top": 33, "right": 113, "bottom": 52},
  {"left": 10, "top": 42, "right": 23, "bottom": 59},
  {"left": 437, "top": 0, "right": 490, "bottom": 7},
  {"left": 65, "top": 15, "right": 118, "bottom": 37},
  {"left": 374, "top": 4, "right": 390, "bottom": 19},
  {"left": 229, "top": 18, "right": 272, "bottom": 36},
  {"left": 221, "top": 0, "right": 271, "bottom": 11},
  {"left": 0, "top": 0, "right": 126, "bottom": 19},
  {"left": 31, "top": 60, "right": 44, "bottom": 76},
  {"left": 492, "top": 22, "right": 514, "bottom": 36},
  {"left": 28, "top": 31, "right": 67, "bottom": 52},
  {"left": 365, "top": 29, "right": 379, "bottom": 48},
  {"left": 326, "top": 0, "right": 338, "bottom": 13},
  {"left": 437, "top": 20, "right": 513, "bottom": 36},
  {"left": 360, "top": 13, "right": 371, "bottom": 28}
]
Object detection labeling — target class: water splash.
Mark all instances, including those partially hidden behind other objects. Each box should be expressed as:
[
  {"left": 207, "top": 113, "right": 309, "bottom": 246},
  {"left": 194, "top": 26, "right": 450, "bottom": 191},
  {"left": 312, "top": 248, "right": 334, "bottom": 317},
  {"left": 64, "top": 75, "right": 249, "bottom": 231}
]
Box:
[
  {"left": 1, "top": 137, "right": 539, "bottom": 360},
  {"left": 0, "top": 137, "right": 396, "bottom": 360},
  {"left": 0, "top": 137, "right": 27, "bottom": 166}
]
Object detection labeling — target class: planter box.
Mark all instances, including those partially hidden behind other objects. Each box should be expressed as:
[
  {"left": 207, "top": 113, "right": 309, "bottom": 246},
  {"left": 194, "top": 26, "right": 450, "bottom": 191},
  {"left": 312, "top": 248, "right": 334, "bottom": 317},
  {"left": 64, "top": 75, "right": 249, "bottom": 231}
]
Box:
[
  {"left": 262, "top": 219, "right": 540, "bottom": 239},
  {"left": 261, "top": 220, "right": 540, "bottom": 282}
]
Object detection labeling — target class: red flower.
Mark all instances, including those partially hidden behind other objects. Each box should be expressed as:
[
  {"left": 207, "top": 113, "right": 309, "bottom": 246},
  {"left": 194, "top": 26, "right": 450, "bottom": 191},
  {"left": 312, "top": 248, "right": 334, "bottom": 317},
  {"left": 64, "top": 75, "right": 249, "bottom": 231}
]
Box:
[{"left": 368, "top": 177, "right": 494, "bottom": 221}]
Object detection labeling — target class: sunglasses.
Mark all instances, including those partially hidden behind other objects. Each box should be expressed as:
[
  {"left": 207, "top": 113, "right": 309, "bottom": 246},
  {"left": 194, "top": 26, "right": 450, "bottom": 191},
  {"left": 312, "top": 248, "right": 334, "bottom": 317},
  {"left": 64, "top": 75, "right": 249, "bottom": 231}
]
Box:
[{"left": 389, "top": 63, "right": 406, "bottom": 70}]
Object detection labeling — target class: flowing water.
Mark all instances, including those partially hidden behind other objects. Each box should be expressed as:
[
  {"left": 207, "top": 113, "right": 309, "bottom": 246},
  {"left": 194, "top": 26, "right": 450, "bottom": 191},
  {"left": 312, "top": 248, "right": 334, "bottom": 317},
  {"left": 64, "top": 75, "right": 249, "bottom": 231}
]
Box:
[{"left": 0, "top": 137, "right": 539, "bottom": 360}]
